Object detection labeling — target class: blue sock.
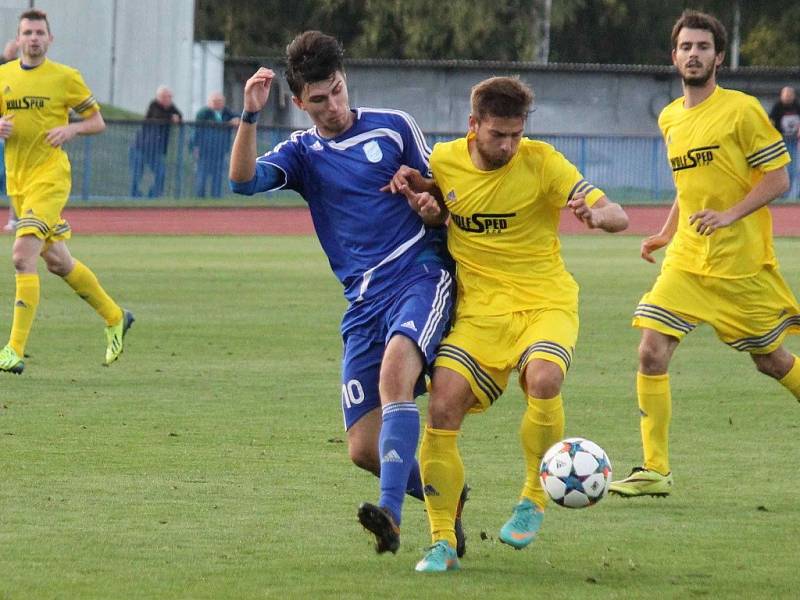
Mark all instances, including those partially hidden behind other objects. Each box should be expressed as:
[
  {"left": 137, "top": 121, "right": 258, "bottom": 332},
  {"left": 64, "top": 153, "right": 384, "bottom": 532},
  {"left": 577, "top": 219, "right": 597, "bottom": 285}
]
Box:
[
  {"left": 378, "top": 401, "right": 420, "bottom": 525},
  {"left": 405, "top": 461, "right": 424, "bottom": 501}
]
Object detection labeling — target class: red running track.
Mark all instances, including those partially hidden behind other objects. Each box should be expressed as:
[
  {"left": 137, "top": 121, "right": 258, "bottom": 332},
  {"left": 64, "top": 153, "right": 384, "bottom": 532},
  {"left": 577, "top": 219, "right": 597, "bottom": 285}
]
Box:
[{"left": 58, "top": 205, "right": 800, "bottom": 236}]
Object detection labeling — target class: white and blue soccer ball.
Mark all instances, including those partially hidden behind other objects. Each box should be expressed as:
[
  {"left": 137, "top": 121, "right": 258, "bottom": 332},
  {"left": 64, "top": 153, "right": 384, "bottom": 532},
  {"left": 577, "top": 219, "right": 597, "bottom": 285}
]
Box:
[{"left": 539, "top": 437, "right": 612, "bottom": 509}]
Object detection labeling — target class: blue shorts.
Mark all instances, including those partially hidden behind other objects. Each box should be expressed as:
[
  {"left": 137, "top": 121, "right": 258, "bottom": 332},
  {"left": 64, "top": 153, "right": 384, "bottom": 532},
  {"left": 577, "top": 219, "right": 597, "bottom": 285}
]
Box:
[{"left": 340, "top": 264, "right": 453, "bottom": 430}]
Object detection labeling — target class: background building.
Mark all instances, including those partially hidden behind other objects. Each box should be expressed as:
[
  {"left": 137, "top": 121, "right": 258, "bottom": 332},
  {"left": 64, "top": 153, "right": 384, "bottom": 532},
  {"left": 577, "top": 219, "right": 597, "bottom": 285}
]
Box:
[{"left": 0, "top": 0, "right": 208, "bottom": 116}]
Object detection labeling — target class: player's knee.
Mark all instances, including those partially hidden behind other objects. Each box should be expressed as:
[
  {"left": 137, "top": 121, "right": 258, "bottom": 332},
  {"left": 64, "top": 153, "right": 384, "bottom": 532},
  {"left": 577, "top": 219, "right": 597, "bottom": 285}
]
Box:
[
  {"left": 348, "top": 444, "right": 379, "bottom": 475},
  {"left": 11, "top": 254, "right": 27, "bottom": 272},
  {"left": 638, "top": 340, "right": 669, "bottom": 374},
  {"left": 427, "top": 393, "right": 467, "bottom": 430},
  {"left": 524, "top": 361, "right": 564, "bottom": 399},
  {"left": 750, "top": 353, "right": 788, "bottom": 379},
  {"left": 11, "top": 250, "right": 36, "bottom": 273},
  {"left": 525, "top": 373, "right": 563, "bottom": 399},
  {"left": 44, "top": 256, "right": 71, "bottom": 277}
]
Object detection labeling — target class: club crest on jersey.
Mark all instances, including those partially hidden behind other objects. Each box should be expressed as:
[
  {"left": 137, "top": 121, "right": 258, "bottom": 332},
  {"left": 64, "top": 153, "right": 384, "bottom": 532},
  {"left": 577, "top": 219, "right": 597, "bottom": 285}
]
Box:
[
  {"left": 446, "top": 189, "right": 457, "bottom": 203},
  {"left": 363, "top": 140, "right": 383, "bottom": 163}
]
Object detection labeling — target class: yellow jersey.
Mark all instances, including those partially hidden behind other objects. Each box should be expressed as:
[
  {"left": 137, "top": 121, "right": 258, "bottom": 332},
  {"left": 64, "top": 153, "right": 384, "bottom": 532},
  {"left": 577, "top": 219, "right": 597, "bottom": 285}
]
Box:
[
  {"left": 659, "top": 86, "right": 790, "bottom": 278},
  {"left": 0, "top": 58, "right": 99, "bottom": 196},
  {"left": 431, "top": 134, "right": 605, "bottom": 316}
]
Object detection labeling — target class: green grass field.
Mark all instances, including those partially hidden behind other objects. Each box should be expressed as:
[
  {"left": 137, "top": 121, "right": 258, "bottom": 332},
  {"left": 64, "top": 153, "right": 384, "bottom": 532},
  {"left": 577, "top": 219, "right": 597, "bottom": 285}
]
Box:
[{"left": 1, "top": 235, "right": 798, "bottom": 599}]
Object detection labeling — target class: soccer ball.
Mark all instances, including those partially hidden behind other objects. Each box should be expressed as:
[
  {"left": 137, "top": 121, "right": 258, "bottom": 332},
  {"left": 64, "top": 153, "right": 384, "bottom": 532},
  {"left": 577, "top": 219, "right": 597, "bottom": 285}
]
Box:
[{"left": 539, "top": 437, "right": 612, "bottom": 509}]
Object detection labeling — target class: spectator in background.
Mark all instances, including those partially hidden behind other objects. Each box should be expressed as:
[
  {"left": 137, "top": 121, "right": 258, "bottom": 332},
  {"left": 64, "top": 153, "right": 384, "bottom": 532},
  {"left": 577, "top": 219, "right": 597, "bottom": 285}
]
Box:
[
  {"left": 769, "top": 86, "right": 800, "bottom": 197},
  {"left": 192, "top": 91, "right": 239, "bottom": 197},
  {"left": 129, "top": 85, "right": 182, "bottom": 198},
  {"left": 2, "top": 38, "right": 18, "bottom": 232}
]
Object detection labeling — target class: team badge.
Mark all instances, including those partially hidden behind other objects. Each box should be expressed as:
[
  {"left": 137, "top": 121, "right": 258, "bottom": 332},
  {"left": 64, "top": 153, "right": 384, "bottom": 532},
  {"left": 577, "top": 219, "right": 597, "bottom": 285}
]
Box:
[
  {"left": 363, "top": 140, "right": 383, "bottom": 163},
  {"left": 447, "top": 189, "right": 457, "bottom": 203}
]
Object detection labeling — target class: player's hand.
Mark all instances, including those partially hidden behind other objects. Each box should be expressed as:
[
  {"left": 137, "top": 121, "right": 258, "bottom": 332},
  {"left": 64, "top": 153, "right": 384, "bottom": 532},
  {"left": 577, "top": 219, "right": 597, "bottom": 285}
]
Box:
[
  {"left": 381, "top": 165, "right": 424, "bottom": 194},
  {"left": 45, "top": 124, "right": 77, "bottom": 147},
  {"left": 567, "top": 192, "right": 603, "bottom": 229},
  {"left": 0, "top": 113, "right": 14, "bottom": 139},
  {"left": 640, "top": 233, "right": 670, "bottom": 263},
  {"left": 688, "top": 209, "right": 733, "bottom": 236},
  {"left": 398, "top": 184, "right": 441, "bottom": 221},
  {"left": 243, "top": 68, "right": 275, "bottom": 113}
]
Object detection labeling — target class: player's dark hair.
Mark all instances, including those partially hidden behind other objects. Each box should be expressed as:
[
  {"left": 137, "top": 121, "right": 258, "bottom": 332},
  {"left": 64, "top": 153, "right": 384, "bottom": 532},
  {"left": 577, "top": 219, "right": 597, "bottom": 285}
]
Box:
[
  {"left": 19, "top": 9, "right": 51, "bottom": 35},
  {"left": 285, "top": 31, "right": 345, "bottom": 97},
  {"left": 470, "top": 76, "right": 534, "bottom": 121},
  {"left": 671, "top": 10, "right": 727, "bottom": 54}
]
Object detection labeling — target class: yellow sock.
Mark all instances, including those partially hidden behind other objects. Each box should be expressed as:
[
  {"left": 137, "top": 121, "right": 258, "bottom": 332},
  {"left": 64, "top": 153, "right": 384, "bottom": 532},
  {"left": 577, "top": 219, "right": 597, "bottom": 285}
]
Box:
[
  {"left": 778, "top": 356, "right": 800, "bottom": 401},
  {"left": 638, "top": 372, "right": 671, "bottom": 475},
  {"left": 63, "top": 260, "right": 122, "bottom": 326},
  {"left": 520, "top": 394, "right": 564, "bottom": 510},
  {"left": 9, "top": 273, "right": 40, "bottom": 356},
  {"left": 419, "top": 426, "right": 463, "bottom": 548}
]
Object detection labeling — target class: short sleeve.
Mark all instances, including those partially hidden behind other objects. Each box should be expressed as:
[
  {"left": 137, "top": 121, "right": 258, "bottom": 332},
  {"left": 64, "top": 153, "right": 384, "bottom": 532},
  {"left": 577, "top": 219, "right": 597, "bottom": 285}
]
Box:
[
  {"left": 738, "top": 97, "right": 790, "bottom": 172},
  {"left": 397, "top": 111, "right": 432, "bottom": 178},
  {"left": 66, "top": 68, "right": 98, "bottom": 117},
  {"left": 258, "top": 131, "right": 305, "bottom": 193},
  {"left": 543, "top": 147, "right": 605, "bottom": 208}
]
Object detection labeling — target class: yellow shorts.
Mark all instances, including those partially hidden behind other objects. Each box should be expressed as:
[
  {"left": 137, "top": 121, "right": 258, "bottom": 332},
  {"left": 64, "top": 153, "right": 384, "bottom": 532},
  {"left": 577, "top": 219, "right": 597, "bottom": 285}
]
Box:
[
  {"left": 633, "top": 266, "right": 800, "bottom": 354},
  {"left": 12, "top": 176, "right": 72, "bottom": 242},
  {"left": 434, "top": 307, "right": 578, "bottom": 411}
]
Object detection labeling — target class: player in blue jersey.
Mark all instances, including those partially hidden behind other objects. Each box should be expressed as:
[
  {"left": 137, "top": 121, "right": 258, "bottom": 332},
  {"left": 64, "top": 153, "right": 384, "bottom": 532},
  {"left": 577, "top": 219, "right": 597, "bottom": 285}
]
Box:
[{"left": 229, "top": 31, "right": 466, "bottom": 557}]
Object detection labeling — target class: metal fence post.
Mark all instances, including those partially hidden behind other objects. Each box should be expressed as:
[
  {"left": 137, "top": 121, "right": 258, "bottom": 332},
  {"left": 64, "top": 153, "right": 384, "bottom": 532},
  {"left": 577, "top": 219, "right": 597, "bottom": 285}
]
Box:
[
  {"left": 579, "top": 136, "right": 587, "bottom": 175},
  {"left": 82, "top": 136, "right": 92, "bottom": 200},
  {"left": 175, "top": 123, "right": 186, "bottom": 199},
  {"left": 650, "top": 137, "right": 661, "bottom": 201}
]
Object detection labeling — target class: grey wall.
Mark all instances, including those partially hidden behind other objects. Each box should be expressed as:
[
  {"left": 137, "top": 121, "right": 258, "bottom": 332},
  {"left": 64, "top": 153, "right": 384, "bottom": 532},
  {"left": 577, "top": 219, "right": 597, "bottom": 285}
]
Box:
[{"left": 227, "top": 58, "right": 800, "bottom": 136}]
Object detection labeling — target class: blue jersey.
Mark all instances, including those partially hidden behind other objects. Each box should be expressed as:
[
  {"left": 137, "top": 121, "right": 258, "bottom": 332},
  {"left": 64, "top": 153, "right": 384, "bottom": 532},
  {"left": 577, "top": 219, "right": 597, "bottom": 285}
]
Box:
[{"left": 234, "top": 107, "right": 444, "bottom": 304}]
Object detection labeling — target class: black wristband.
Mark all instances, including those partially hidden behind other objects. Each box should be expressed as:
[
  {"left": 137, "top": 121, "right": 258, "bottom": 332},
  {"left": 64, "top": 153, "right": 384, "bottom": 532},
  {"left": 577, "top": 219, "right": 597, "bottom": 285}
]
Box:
[{"left": 241, "top": 110, "right": 260, "bottom": 124}]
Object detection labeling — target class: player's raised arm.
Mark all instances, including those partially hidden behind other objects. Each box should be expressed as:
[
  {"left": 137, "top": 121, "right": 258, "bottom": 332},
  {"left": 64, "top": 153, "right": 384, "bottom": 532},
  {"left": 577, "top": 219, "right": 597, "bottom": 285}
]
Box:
[
  {"left": 567, "top": 192, "right": 628, "bottom": 233},
  {"left": 229, "top": 68, "right": 275, "bottom": 183}
]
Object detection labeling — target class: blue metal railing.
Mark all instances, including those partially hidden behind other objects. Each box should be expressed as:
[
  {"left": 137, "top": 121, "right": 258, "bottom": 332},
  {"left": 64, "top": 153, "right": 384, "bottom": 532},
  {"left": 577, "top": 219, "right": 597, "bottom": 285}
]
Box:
[{"left": 53, "top": 121, "right": 800, "bottom": 203}]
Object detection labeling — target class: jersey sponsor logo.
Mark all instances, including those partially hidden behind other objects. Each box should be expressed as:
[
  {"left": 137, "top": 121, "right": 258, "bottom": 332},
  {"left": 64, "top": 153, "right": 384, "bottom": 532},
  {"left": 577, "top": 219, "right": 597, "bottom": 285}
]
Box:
[
  {"left": 5, "top": 95, "right": 50, "bottom": 110},
  {"left": 669, "top": 145, "right": 719, "bottom": 171},
  {"left": 451, "top": 212, "right": 515, "bottom": 234},
  {"left": 363, "top": 140, "right": 383, "bottom": 163}
]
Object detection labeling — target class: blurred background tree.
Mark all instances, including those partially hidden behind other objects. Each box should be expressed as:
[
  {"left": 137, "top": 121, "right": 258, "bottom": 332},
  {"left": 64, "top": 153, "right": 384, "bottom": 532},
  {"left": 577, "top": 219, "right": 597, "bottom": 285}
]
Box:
[{"left": 195, "top": 0, "right": 800, "bottom": 66}]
